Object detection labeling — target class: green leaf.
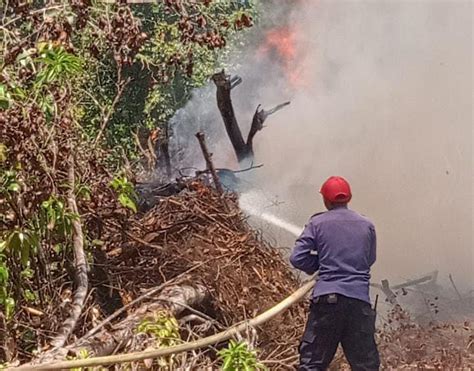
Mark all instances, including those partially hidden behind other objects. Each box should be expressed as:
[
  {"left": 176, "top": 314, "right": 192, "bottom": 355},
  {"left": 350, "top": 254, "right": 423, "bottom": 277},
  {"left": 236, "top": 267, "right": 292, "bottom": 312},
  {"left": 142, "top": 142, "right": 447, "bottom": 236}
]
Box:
[
  {"left": 0, "top": 266, "right": 9, "bottom": 284},
  {"left": 0, "top": 85, "right": 9, "bottom": 110},
  {"left": 20, "top": 238, "right": 30, "bottom": 267},
  {"left": 0, "top": 143, "right": 6, "bottom": 163},
  {"left": 7, "top": 231, "right": 21, "bottom": 253},
  {"left": 21, "top": 267, "right": 34, "bottom": 279},
  {"left": 222, "top": 357, "right": 233, "bottom": 370},
  {"left": 53, "top": 244, "right": 63, "bottom": 254},
  {"left": 28, "top": 233, "right": 39, "bottom": 254},
  {"left": 91, "top": 239, "right": 104, "bottom": 246},
  {"left": 118, "top": 193, "right": 137, "bottom": 213},
  {"left": 110, "top": 178, "right": 120, "bottom": 191},
  {"left": 0, "top": 98, "right": 9, "bottom": 110},
  {"left": 7, "top": 182, "right": 20, "bottom": 192},
  {"left": 4, "top": 297, "right": 15, "bottom": 319},
  {"left": 23, "top": 289, "right": 37, "bottom": 303}
]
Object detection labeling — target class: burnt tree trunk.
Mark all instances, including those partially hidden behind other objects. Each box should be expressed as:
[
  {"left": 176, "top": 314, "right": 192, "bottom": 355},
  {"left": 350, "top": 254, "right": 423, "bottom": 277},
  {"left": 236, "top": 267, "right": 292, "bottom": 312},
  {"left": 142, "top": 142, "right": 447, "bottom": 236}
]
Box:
[
  {"left": 212, "top": 70, "right": 290, "bottom": 165},
  {"left": 212, "top": 71, "right": 248, "bottom": 162}
]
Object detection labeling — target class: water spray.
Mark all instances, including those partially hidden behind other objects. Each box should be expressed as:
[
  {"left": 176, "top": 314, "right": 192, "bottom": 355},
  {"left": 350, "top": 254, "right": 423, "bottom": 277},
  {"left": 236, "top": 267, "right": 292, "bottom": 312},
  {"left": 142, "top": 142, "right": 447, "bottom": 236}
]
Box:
[{"left": 239, "top": 191, "right": 303, "bottom": 238}]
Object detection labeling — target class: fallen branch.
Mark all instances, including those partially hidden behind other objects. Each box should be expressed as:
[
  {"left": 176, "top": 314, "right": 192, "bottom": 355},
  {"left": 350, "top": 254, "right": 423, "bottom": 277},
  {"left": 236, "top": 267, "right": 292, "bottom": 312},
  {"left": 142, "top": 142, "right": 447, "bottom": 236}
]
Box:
[
  {"left": 49, "top": 156, "right": 89, "bottom": 349},
  {"left": 75, "top": 262, "right": 206, "bottom": 345},
  {"left": 370, "top": 271, "right": 439, "bottom": 301},
  {"left": 12, "top": 277, "right": 316, "bottom": 370},
  {"left": 29, "top": 284, "right": 208, "bottom": 365},
  {"left": 391, "top": 270, "right": 438, "bottom": 290}
]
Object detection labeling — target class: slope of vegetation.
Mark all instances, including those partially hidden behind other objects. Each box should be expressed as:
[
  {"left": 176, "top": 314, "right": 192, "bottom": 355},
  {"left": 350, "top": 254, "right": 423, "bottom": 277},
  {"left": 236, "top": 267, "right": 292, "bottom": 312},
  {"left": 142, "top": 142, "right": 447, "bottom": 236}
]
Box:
[{"left": 0, "top": 0, "right": 256, "bottom": 364}]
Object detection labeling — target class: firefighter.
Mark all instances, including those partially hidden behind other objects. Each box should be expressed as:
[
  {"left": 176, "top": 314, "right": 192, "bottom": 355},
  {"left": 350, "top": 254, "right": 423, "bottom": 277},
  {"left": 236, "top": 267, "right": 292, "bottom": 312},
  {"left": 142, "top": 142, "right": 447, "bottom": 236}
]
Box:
[{"left": 290, "top": 176, "right": 380, "bottom": 370}]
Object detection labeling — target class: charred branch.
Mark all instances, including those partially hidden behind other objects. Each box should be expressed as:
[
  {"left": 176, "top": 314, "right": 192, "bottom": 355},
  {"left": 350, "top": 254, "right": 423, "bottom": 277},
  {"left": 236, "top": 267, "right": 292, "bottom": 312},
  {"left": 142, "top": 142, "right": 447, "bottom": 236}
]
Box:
[
  {"left": 371, "top": 271, "right": 439, "bottom": 305},
  {"left": 196, "top": 132, "right": 224, "bottom": 195},
  {"left": 212, "top": 70, "right": 290, "bottom": 165},
  {"left": 391, "top": 270, "right": 438, "bottom": 290},
  {"left": 230, "top": 75, "right": 242, "bottom": 89},
  {"left": 247, "top": 101, "right": 290, "bottom": 154},
  {"left": 232, "top": 163, "right": 263, "bottom": 172}
]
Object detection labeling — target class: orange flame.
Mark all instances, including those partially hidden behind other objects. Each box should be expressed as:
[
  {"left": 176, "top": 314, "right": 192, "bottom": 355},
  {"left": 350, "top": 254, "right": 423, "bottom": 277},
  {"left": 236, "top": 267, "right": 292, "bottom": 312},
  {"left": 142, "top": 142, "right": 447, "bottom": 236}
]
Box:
[{"left": 258, "top": 26, "right": 306, "bottom": 88}]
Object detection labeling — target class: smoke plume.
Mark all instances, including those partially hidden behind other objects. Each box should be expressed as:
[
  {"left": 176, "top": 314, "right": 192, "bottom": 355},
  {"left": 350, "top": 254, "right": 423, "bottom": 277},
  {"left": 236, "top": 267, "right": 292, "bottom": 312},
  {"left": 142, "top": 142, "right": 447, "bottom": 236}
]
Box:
[{"left": 170, "top": 1, "right": 473, "bottom": 290}]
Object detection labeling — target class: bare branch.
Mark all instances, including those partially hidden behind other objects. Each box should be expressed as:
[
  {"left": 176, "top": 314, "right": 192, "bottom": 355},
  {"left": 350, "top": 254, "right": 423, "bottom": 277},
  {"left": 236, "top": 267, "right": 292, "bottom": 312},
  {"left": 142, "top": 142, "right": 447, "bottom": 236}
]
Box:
[
  {"left": 231, "top": 163, "right": 264, "bottom": 173},
  {"left": 230, "top": 75, "right": 242, "bottom": 89},
  {"left": 380, "top": 279, "right": 398, "bottom": 305},
  {"left": 93, "top": 68, "right": 131, "bottom": 146},
  {"left": 246, "top": 101, "right": 291, "bottom": 153},
  {"left": 264, "top": 101, "right": 291, "bottom": 117}
]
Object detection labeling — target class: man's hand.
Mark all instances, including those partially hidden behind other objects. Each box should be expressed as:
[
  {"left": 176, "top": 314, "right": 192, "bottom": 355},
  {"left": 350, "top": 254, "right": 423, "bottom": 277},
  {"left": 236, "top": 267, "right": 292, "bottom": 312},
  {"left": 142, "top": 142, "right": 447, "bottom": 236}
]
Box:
[{"left": 290, "top": 220, "right": 320, "bottom": 275}]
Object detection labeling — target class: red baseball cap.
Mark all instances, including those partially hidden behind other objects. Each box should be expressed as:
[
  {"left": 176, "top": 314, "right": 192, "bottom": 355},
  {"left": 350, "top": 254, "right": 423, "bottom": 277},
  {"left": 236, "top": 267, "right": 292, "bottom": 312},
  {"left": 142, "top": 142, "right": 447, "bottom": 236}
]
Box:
[{"left": 320, "top": 176, "right": 352, "bottom": 203}]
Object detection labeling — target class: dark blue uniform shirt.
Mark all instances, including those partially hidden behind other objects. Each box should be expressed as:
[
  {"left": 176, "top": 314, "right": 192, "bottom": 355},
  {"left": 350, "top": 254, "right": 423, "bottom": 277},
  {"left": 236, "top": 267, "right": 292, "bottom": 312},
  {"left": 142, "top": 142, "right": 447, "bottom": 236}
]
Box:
[{"left": 290, "top": 205, "right": 376, "bottom": 304}]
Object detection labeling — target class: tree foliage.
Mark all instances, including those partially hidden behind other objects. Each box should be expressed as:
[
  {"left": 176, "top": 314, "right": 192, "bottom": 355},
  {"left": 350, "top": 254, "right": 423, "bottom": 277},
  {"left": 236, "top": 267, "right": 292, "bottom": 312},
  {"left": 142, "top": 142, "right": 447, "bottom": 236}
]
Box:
[
  {"left": 218, "top": 339, "right": 266, "bottom": 371},
  {"left": 0, "top": 0, "right": 255, "bottom": 362}
]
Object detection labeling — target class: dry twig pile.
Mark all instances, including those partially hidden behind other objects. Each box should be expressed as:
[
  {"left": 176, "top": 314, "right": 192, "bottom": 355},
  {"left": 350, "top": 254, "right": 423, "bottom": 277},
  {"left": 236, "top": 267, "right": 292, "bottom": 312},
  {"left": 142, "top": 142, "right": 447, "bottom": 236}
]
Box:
[{"left": 98, "top": 179, "right": 308, "bottom": 367}]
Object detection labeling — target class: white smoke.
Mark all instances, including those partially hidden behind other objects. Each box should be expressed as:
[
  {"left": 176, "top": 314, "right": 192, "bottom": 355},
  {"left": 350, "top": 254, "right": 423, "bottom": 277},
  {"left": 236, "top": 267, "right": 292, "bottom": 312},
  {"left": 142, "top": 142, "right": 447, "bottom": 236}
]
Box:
[{"left": 170, "top": 1, "right": 473, "bottom": 290}]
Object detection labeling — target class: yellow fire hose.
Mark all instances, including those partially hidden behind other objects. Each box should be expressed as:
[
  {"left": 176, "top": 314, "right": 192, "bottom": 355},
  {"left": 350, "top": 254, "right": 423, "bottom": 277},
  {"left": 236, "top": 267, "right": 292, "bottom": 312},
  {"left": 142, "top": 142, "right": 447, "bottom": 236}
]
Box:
[{"left": 9, "top": 278, "right": 316, "bottom": 370}]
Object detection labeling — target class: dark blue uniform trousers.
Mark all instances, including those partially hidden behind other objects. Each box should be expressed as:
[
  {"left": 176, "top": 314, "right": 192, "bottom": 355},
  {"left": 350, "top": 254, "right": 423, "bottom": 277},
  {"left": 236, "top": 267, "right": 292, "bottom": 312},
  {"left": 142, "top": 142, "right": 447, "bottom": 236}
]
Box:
[{"left": 298, "top": 294, "right": 380, "bottom": 371}]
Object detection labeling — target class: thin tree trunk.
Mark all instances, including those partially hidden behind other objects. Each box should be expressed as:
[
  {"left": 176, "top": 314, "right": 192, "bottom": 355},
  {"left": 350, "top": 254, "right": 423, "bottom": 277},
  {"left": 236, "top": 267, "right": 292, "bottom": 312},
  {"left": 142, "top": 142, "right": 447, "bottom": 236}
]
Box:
[{"left": 49, "top": 156, "right": 89, "bottom": 349}]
